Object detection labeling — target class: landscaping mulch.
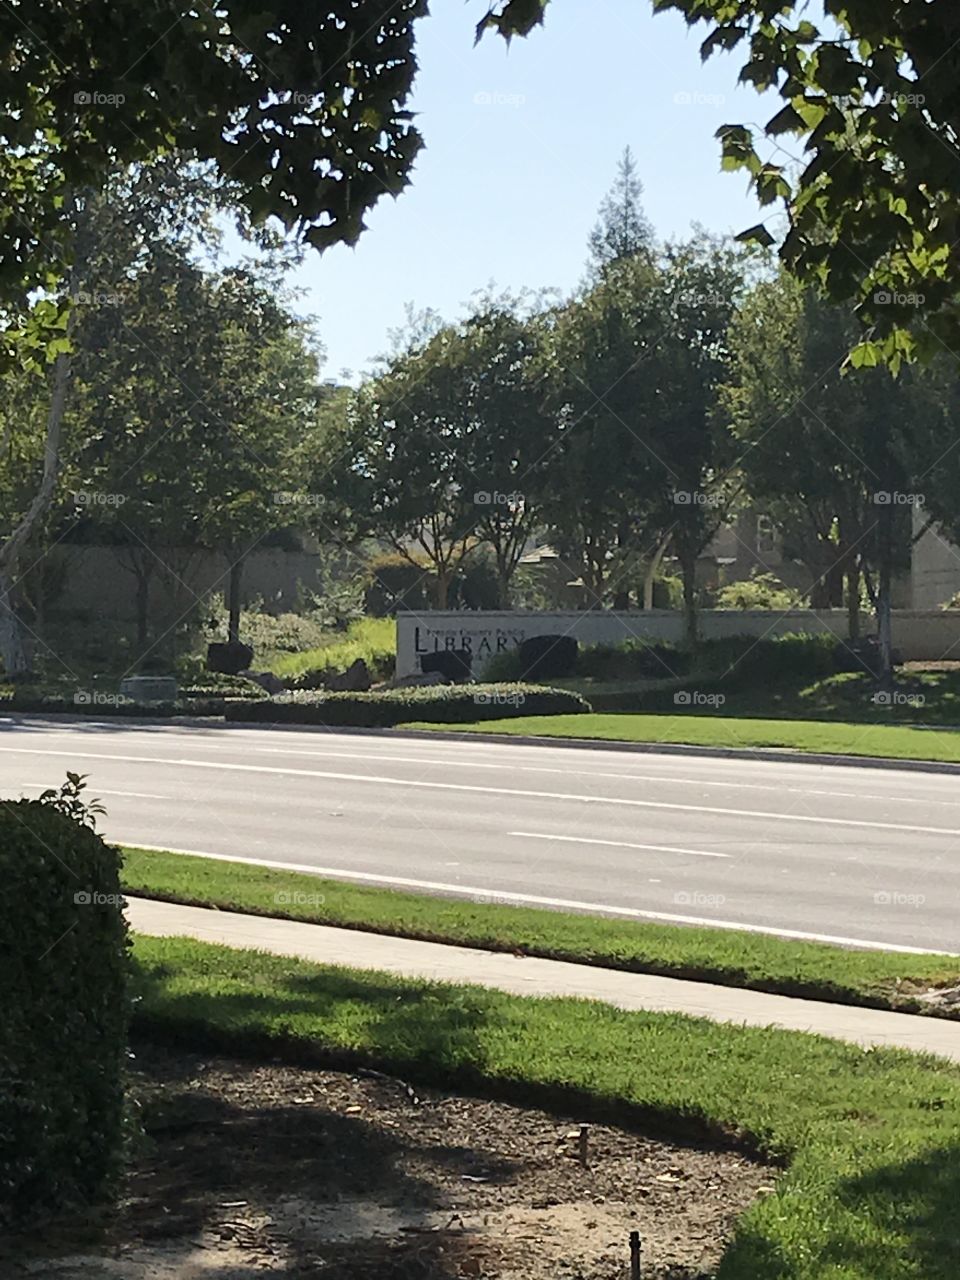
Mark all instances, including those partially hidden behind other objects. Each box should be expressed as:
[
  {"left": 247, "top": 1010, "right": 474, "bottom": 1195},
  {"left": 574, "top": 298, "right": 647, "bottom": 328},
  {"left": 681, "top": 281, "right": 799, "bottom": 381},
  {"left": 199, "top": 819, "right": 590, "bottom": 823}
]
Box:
[{"left": 10, "top": 1042, "right": 774, "bottom": 1279}]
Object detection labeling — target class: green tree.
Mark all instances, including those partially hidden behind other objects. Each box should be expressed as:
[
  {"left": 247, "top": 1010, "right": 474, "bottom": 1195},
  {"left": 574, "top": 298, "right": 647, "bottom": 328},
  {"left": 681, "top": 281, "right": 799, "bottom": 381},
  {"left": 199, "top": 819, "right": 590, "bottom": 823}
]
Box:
[
  {"left": 448, "top": 301, "right": 554, "bottom": 606},
  {"left": 587, "top": 146, "right": 655, "bottom": 272},
  {"left": 489, "top": 1, "right": 960, "bottom": 365},
  {"left": 333, "top": 330, "right": 479, "bottom": 610},
  {"left": 652, "top": 235, "right": 746, "bottom": 644},
  {"left": 538, "top": 255, "right": 676, "bottom": 608},
  {"left": 722, "top": 272, "right": 936, "bottom": 669}
]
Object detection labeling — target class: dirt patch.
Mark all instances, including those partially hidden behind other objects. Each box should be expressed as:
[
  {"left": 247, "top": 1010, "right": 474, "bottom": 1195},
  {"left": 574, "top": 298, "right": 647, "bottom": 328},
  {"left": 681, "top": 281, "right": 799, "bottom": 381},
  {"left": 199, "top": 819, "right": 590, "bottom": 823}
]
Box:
[{"left": 9, "top": 1043, "right": 775, "bottom": 1279}]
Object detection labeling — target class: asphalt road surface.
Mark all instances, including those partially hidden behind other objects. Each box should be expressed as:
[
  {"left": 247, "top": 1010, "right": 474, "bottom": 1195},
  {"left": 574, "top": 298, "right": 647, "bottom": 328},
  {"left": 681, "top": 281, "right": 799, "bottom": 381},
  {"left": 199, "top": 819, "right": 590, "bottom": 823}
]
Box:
[{"left": 2, "top": 715, "right": 958, "bottom": 954}]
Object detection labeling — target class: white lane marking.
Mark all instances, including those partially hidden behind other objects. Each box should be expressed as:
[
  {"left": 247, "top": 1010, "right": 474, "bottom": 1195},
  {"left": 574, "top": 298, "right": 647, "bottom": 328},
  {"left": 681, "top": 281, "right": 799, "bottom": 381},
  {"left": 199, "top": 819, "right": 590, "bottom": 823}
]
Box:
[
  {"left": 509, "top": 831, "right": 731, "bottom": 859},
  {"left": 12, "top": 728, "right": 960, "bottom": 806},
  {"left": 2, "top": 745, "right": 958, "bottom": 837},
  {"left": 21, "top": 783, "right": 168, "bottom": 799},
  {"left": 122, "top": 844, "right": 948, "bottom": 955}
]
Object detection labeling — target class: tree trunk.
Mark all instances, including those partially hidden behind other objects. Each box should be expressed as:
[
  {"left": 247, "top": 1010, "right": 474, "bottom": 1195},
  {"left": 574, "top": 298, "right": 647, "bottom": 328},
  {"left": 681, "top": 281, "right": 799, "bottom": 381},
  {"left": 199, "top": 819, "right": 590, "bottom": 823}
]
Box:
[
  {"left": 135, "top": 566, "right": 152, "bottom": 648},
  {"left": 613, "top": 589, "right": 630, "bottom": 611},
  {"left": 227, "top": 556, "right": 244, "bottom": 644},
  {"left": 680, "top": 547, "right": 698, "bottom": 648},
  {"left": 0, "top": 572, "right": 30, "bottom": 678},
  {"left": 877, "top": 502, "right": 894, "bottom": 685},
  {"left": 0, "top": 346, "right": 73, "bottom": 677},
  {"left": 846, "top": 561, "right": 861, "bottom": 642},
  {"left": 0, "top": 190, "right": 86, "bottom": 678},
  {"left": 643, "top": 537, "right": 669, "bottom": 610},
  {"left": 435, "top": 570, "right": 450, "bottom": 611}
]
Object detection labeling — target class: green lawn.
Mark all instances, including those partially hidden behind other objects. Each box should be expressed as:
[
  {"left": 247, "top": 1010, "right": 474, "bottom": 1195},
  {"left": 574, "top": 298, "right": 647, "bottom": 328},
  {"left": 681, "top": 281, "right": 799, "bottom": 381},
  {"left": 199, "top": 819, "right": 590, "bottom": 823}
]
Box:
[
  {"left": 121, "top": 847, "right": 960, "bottom": 1013},
  {"left": 131, "top": 933, "right": 960, "bottom": 1280},
  {"left": 406, "top": 712, "right": 960, "bottom": 763}
]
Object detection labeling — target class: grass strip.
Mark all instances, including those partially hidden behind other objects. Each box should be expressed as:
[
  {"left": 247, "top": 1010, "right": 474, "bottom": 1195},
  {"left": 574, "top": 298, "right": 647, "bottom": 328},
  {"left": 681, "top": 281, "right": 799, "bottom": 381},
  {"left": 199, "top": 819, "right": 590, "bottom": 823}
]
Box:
[
  {"left": 405, "top": 712, "right": 960, "bottom": 764},
  {"left": 130, "top": 933, "right": 960, "bottom": 1280},
  {"left": 120, "top": 847, "right": 960, "bottom": 1015}
]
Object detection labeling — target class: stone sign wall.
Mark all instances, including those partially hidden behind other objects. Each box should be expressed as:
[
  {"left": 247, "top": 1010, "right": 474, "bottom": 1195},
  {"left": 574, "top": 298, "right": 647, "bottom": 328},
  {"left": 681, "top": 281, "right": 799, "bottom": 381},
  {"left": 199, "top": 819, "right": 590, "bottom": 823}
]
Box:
[{"left": 396, "top": 609, "right": 960, "bottom": 677}]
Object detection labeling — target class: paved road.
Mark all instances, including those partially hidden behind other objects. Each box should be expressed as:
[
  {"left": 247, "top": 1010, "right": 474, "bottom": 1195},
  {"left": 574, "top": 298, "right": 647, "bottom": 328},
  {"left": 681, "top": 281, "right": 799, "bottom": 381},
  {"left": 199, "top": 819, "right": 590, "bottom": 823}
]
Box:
[{"left": 2, "top": 715, "right": 959, "bottom": 953}]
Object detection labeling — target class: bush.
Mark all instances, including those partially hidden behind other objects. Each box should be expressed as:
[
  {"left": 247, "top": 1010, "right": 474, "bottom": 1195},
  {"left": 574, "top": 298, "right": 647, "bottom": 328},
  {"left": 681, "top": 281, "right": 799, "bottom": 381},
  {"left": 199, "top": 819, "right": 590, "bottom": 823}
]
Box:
[
  {"left": 225, "top": 683, "right": 591, "bottom": 727},
  {"left": 484, "top": 638, "right": 688, "bottom": 684},
  {"left": 696, "top": 632, "right": 840, "bottom": 687},
  {"left": 276, "top": 617, "right": 396, "bottom": 681},
  {"left": 518, "top": 635, "right": 579, "bottom": 679},
  {"left": 713, "top": 570, "right": 801, "bottom": 610},
  {"left": 421, "top": 649, "right": 473, "bottom": 682},
  {"left": 576, "top": 639, "right": 688, "bottom": 681},
  {"left": 206, "top": 640, "right": 254, "bottom": 675},
  {"left": 0, "top": 793, "right": 128, "bottom": 1225},
  {"left": 179, "top": 673, "right": 265, "bottom": 701}
]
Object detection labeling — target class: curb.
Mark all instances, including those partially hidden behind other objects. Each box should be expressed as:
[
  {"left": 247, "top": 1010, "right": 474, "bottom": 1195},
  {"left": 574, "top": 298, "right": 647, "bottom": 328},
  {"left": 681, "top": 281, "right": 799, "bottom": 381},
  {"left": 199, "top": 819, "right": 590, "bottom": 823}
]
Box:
[
  {"left": 383, "top": 728, "right": 960, "bottom": 776},
  {"left": 5, "top": 709, "right": 960, "bottom": 777}
]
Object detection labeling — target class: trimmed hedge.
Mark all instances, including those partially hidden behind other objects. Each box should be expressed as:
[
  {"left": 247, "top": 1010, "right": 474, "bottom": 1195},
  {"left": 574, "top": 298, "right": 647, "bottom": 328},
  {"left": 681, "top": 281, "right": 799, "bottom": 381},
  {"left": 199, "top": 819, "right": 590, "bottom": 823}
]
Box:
[
  {"left": 1, "top": 694, "right": 256, "bottom": 717},
  {"left": 0, "top": 801, "right": 129, "bottom": 1225},
  {"left": 225, "top": 683, "right": 591, "bottom": 727}
]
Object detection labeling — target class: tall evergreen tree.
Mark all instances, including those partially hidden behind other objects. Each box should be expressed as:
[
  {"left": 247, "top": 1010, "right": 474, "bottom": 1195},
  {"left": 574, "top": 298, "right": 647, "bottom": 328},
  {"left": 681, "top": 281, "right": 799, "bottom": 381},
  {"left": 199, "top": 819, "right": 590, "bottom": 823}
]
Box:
[{"left": 587, "top": 146, "right": 655, "bottom": 271}]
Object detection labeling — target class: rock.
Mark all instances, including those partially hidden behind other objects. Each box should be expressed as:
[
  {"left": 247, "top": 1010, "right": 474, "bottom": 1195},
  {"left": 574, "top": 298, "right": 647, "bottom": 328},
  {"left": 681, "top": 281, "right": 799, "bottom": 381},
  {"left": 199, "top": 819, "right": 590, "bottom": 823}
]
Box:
[
  {"left": 207, "top": 641, "right": 254, "bottom": 675},
  {"left": 242, "top": 670, "right": 285, "bottom": 696},
  {"left": 119, "top": 675, "right": 178, "bottom": 703},
  {"left": 325, "top": 658, "right": 372, "bottom": 692}
]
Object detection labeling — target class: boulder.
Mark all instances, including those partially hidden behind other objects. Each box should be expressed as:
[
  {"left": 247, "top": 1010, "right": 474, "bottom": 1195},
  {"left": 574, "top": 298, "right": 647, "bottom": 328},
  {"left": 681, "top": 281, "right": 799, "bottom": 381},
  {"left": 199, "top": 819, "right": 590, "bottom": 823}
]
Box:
[{"left": 325, "top": 658, "right": 372, "bottom": 692}]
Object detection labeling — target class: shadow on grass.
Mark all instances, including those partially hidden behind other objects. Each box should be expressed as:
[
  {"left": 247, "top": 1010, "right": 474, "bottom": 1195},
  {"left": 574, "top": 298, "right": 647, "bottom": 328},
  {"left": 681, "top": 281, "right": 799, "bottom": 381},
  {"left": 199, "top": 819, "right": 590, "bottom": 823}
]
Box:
[{"left": 130, "top": 953, "right": 770, "bottom": 1160}]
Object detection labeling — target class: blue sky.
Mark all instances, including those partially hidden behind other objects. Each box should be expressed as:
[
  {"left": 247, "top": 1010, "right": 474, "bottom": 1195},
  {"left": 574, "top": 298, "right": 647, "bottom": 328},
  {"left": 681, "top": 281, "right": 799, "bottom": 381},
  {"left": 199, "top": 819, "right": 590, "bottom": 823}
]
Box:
[{"left": 298, "top": 0, "right": 781, "bottom": 381}]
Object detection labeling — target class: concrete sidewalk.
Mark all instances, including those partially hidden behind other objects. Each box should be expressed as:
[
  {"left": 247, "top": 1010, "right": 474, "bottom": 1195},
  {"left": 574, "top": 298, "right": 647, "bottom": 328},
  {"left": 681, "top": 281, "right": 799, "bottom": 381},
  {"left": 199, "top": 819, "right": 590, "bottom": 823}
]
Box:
[{"left": 126, "top": 897, "right": 960, "bottom": 1064}]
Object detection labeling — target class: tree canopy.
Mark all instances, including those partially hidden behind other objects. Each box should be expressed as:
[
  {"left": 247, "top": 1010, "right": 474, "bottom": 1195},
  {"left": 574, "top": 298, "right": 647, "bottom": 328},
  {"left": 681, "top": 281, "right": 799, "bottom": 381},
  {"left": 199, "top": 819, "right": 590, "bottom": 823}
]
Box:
[{"left": 488, "top": 0, "right": 960, "bottom": 367}]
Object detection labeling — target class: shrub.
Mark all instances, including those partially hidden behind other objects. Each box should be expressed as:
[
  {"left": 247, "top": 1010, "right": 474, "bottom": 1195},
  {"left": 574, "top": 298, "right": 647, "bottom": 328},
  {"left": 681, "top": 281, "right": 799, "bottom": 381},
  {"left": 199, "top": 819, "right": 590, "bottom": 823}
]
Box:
[
  {"left": 484, "top": 638, "right": 688, "bottom": 684},
  {"left": 421, "top": 649, "right": 473, "bottom": 682},
  {"left": 225, "top": 683, "right": 590, "bottom": 727},
  {"left": 179, "top": 673, "right": 265, "bottom": 701},
  {"left": 206, "top": 640, "right": 254, "bottom": 675},
  {"left": 713, "top": 570, "right": 801, "bottom": 610},
  {"left": 696, "top": 632, "right": 840, "bottom": 687},
  {"left": 576, "top": 639, "right": 688, "bottom": 681},
  {"left": 481, "top": 648, "right": 524, "bottom": 682},
  {"left": 276, "top": 616, "right": 396, "bottom": 681},
  {"left": 518, "top": 635, "right": 578, "bottom": 679},
  {"left": 0, "top": 791, "right": 128, "bottom": 1226}
]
